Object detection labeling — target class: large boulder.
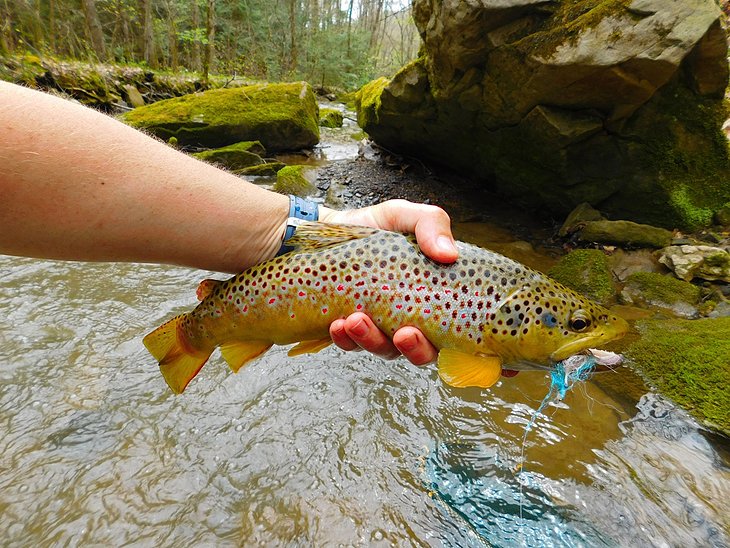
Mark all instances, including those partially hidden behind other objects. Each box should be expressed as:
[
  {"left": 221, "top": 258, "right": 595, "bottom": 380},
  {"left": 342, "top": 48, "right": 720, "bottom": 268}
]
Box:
[
  {"left": 123, "top": 82, "right": 319, "bottom": 152},
  {"left": 357, "top": 0, "right": 730, "bottom": 230}
]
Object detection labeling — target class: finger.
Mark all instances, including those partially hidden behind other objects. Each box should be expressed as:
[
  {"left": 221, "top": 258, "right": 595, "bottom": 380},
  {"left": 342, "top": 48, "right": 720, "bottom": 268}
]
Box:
[
  {"left": 371, "top": 200, "right": 458, "bottom": 264},
  {"left": 322, "top": 200, "right": 458, "bottom": 264},
  {"left": 329, "top": 318, "right": 361, "bottom": 352},
  {"left": 393, "top": 326, "right": 438, "bottom": 366},
  {"left": 343, "top": 312, "right": 400, "bottom": 360}
]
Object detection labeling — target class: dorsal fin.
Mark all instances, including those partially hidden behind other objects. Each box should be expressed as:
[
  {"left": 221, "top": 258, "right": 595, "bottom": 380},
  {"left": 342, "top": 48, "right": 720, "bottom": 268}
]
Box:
[
  {"left": 285, "top": 222, "right": 380, "bottom": 252},
  {"left": 196, "top": 278, "right": 223, "bottom": 301}
]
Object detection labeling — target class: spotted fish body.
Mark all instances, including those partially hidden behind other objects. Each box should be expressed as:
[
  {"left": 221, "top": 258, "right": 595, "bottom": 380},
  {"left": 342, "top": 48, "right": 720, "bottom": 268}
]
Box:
[{"left": 143, "top": 223, "right": 628, "bottom": 393}]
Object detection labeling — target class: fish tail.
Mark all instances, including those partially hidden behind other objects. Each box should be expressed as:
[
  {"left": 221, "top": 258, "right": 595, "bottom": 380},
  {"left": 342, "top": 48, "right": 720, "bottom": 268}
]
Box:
[{"left": 143, "top": 314, "right": 212, "bottom": 394}]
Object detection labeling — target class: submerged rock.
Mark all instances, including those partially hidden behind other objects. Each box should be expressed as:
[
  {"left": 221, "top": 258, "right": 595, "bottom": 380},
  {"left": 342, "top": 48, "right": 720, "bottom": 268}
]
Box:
[
  {"left": 192, "top": 141, "right": 266, "bottom": 170},
  {"left": 621, "top": 271, "right": 701, "bottom": 318},
  {"left": 625, "top": 317, "right": 730, "bottom": 437},
  {"left": 658, "top": 245, "right": 730, "bottom": 282},
  {"left": 358, "top": 0, "right": 730, "bottom": 230},
  {"left": 123, "top": 82, "right": 320, "bottom": 151},
  {"left": 548, "top": 249, "right": 616, "bottom": 304},
  {"left": 274, "top": 165, "right": 316, "bottom": 196},
  {"left": 577, "top": 220, "right": 674, "bottom": 248}
]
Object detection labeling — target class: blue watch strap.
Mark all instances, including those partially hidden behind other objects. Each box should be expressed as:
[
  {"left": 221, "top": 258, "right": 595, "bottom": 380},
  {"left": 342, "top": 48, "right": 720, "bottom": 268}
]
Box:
[{"left": 277, "top": 195, "right": 319, "bottom": 255}]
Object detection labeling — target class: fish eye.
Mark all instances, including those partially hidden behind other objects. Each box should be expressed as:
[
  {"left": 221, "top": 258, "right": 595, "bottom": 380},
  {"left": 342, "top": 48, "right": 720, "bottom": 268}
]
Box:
[
  {"left": 569, "top": 312, "right": 591, "bottom": 332},
  {"left": 542, "top": 312, "right": 558, "bottom": 328}
]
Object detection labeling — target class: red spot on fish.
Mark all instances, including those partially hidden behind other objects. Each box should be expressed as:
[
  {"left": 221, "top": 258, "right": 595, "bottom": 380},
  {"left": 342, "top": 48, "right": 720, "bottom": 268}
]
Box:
[
  {"left": 442, "top": 321, "right": 447, "bottom": 327},
  {"left": 269, "top": 298, "right": 276, "bottom": 305},
  {"left": 243, "top": 305, "right": 248, "bottom": 313},
  {"left": 298, "top": 291, "right": 306, "bottom": 297},
  {"left": 337, "top": 284, "right": 345, "bottom": 291},
  {"left": 381, "top": 285, "right": 390, "bottom": 291},
  {"left": 322, "top": 307, "right": 328, "bottom": 314},
  {"left": 290, "top": 313, "right": 295, "bottom": 319},
  {"left": 424, "top": 309, "right": 431, "bottom": 314},
  {"left": 356, "top": 281, "right": 365, "bottom": 287},
  {"left": 356, "top": 303, "right": 363, "bottom": 311},
  {"left": 416, "top": 285, "right": 426, "bottom": 291},
  {"left": 461, "top": 313, "right": 467, "bottom": 319},
  {"left": 396, "top": 304, "right": 403, "bottom": 310}
]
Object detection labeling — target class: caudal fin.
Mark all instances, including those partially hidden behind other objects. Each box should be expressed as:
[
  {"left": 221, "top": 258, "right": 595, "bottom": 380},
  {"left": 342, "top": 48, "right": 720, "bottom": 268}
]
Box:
[{"left": 142, "top": 315, "right": 212, "bottom": 394}]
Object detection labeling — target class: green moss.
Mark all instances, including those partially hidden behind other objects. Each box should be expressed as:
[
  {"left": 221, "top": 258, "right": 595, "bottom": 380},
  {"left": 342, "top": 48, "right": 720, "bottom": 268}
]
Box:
[
  {"left": 191, "top": 141, "right": 265, "bottom": 170},
  {"left": 273, "top": 165, "right": 315, "bottom": 196},
  {"left": 625, "top": 318, "right": 730, "bottom": 436},
  {"left": 516, "top": 0, "right": 634, "bottom": 55},
  {"left": 319, "top": 108, "right": 344, "bottom": 128},
  {"left": 233, "top": 162, "right": 285, "bottom": 176},
  {"left": 355, "top": 77, "right": 390, "bottom": 130},
  {"left": 123, "top": 82, "right": 320, "bottom": 151},
  {"left": 548, "top": 249, "right": 616, "bottom": 303},
  {"left": 624, "top": 272, "right": 701, "bottom": 308}
]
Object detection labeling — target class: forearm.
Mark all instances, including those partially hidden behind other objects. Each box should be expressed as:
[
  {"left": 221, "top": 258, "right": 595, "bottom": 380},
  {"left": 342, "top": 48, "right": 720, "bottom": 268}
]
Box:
[{"left": 0, "top": 81, "right": 312, "bottom": 273}]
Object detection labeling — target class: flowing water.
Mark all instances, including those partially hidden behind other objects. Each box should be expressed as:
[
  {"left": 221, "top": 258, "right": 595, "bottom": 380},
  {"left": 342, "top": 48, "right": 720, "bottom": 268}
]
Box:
[
  {"left": 1, "top": 226, "right": 728, "bottom": 547},
  {"left": 2, "top": 105, "right": 729, "bottom": 546}
]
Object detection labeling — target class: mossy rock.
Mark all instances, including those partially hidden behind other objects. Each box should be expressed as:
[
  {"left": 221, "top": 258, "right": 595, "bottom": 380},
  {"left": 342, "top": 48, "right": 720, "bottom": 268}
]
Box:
[
  {"left": 191, "top": 141, "right": 266, "bottom": 170},
  {"left": 622, "top": 271, "right": 701, "bottom": 317},
  {"left": 234, "top": 162, "right": 286, "bottom": 176},
  {"left": 715, "top": 201, "right": 730, "bottom": 226},
  {"left": 274, "top": 165, "right": 316, "bottom": 196},
  {"left": 123, "top": 82, "right": 320, "bottom": 152},
  {"left": 319, "top": 108, "right": 344, "bottom": 128},
  {"left": 548, "top": 249, "right": 617, "bottom": 304},
  {"left": 625, "top": 317, "right": 730, "bottom": 437},
  {"left": 577, "top": 220, "right": 673, "bottom": 249}
]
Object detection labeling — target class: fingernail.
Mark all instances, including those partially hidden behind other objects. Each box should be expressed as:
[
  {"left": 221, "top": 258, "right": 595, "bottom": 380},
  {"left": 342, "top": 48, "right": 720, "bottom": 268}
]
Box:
[
  {"left": 349, "top": 318, "right": 368, "bottom": 337},
  {"left": 436, "top": 235, "right": 456, "bottom": 254}
]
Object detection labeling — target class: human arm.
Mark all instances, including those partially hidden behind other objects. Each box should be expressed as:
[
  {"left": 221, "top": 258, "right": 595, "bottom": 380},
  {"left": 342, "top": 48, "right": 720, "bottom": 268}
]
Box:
[{"left": 0, "top": 81, "right": 458, "bottom": 365}]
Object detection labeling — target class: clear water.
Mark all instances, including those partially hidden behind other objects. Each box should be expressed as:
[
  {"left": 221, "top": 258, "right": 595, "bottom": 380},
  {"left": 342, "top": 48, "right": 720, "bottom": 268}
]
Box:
[{"left": 1, "top": 245, "right": 728, "bottom": 546}]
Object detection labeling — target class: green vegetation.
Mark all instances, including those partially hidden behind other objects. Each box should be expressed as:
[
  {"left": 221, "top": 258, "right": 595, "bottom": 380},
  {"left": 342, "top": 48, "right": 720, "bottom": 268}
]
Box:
[
  {"left": 547, "top": 249, "right": 616, "bottom": 303},
  {"left": 123, "top": 82, "right": 319, "bottom": 151},
  {"left": 319, "top": 108, "right": 344, "bottom": 128},
  {"left": 626, "top": 318, "right": 730, "bottom": 436},
  {"left": 192, "top": 141, "right": 266, "bottom": 170},
  {"left": 274, "top": 165, "right": 315, "bottom": 196},
  {"left": 623, "top": 272, "right": 701, "bottom": 310},
  {"left": 0, "top": 1, "right": 419, "bottom": 90}
]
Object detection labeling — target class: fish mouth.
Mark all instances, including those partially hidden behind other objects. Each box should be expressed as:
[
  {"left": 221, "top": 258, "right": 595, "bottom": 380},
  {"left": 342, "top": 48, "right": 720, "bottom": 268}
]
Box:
[{"left": 550, "top": 336, "right": 602, "bottom": 362}]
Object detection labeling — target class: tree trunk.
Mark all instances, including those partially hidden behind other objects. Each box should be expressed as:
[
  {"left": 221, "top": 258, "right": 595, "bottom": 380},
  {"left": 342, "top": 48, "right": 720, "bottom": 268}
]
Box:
[
  {"left": 288, "top": 0, "right": 297, "bottom": 73},
  {"left": 191, "top": 0, "right": 202, "bottom": 71},
  {"left": 202, "top": 0, "right": 215, "bottom": 84},
  {"left": 167, "top": 0, "right": 178, "bottom": 70},
  {"left": 141, "top": 0, "right": 156, "bottom": 67},
  {"left": 81, "top": 0, "right": 107, "bottom": 61},
  {"left": 48, "top": 0, "right": 56, "bottom": 52}
]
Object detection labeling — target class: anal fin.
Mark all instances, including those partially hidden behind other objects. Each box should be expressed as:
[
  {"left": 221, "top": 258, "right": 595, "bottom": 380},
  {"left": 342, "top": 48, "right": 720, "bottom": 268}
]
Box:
[
  {"left": 288, "top": 337, "right": 332, "bottom": 356},
  {"left": 220, "top": 340, "right": 273, "bottom": 373},
  {"left": 437, "top": 349, "right": 502, "bottom": 388}
]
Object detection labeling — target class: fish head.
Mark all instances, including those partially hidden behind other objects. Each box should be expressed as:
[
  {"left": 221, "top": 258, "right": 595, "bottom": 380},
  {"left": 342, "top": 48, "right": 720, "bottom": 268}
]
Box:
[{"left": 487, "top": 280, "right": 628, "bottom": 365}]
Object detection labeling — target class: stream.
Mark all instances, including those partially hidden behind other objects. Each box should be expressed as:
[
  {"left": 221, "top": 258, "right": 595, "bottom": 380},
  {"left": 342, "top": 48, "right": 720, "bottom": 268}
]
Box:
[{"left": 1, "top": 103, "right": 728, "bottom": 547}]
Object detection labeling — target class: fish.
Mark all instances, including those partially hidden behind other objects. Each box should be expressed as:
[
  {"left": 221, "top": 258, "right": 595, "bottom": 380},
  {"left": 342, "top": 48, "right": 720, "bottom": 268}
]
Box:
[{"left": 143, "top": 222, "right": 629, "bottom": 393}]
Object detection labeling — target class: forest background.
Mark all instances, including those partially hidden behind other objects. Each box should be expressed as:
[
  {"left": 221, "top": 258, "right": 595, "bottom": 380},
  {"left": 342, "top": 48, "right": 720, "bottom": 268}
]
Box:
[{"left": 0, "top": 0, "right": 418, "bottom": 90}]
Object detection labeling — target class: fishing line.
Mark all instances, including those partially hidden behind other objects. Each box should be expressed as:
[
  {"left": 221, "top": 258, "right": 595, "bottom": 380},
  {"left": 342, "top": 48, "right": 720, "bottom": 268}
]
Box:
[{"left": 517, "top": 356, "right": 598, "bottom": 525}]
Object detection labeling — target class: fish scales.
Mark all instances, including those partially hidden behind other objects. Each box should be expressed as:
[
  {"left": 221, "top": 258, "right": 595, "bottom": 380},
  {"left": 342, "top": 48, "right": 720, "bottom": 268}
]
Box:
[{"left": 144, "top": 223, "right": 628, "bottom": 393}]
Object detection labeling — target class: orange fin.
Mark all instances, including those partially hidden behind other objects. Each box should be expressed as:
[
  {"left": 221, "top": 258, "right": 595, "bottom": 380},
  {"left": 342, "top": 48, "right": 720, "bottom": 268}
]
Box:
[
  {"left": 196, "top": 278, "right": 223, "bottom": 301},
  {"left": 287, "top": 337, "right": 332, "bottom": 356},
  {"left": 220, "top": 340, "right": 273, "bottom": 373},
  {"left": 437, "top": 349, "right": 502, "bottom": 388},
  {"left": 143, "top": 315, "right": 212, "bottom": 394}
]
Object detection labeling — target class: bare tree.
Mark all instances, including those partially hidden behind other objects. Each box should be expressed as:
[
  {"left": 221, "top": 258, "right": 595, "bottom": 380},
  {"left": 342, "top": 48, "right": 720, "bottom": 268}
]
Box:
[{"left": 81, "top": 0, "right": 107, "bottom": 61}]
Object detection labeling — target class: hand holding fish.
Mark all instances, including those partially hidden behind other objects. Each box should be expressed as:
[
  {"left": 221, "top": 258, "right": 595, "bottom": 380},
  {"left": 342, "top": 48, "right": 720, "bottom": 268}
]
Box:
[{"left": 322, "top": 200, "right": 458, "bottom": 366}]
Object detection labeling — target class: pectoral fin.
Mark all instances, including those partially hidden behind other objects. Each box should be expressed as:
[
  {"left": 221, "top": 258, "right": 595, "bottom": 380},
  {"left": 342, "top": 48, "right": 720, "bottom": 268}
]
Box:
[
  {"left": 437, "top": 349, "right": 503, "bottom": 388},
  {"left": 220, "top": 340, "right": 273, "bottom": 373},
  {"left": 288, "top": 337, "right": 332, "bottom": 356}
]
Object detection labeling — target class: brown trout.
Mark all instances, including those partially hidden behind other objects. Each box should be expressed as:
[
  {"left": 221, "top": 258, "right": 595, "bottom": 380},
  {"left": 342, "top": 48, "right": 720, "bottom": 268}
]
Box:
[{"left": 144, "top": 223, "right": 628, "bottom": 393}]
